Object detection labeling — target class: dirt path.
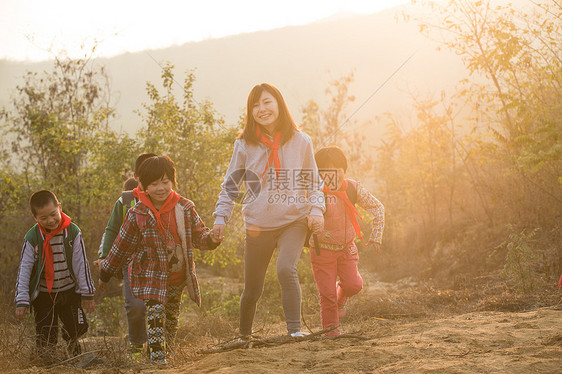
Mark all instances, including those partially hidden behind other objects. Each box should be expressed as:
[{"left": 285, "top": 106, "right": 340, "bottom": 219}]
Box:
[
  {"left": 4, "top": 308, "right": 560, "bottom": 373},
  {"left": 163, "top": 307, "right": 561, "bottom": 373},
  {"left": 4, "top": 275, "right": 560, "bottom": 373}
]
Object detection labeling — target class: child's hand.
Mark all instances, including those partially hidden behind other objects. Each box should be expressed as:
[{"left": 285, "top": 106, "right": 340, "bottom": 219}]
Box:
[
  {"left": 212, "top": 224, "right": 225, "bottom": 242},
  {"left": 308, "top": 215, "right": 324, "bottom": 234},
  {"left": 93, "top": 258, "right": 104, "bottom": 271},
  {"left": 82, "top": 299, "right": 95, "bottom": 314},
  {"left": 372, "top": 243, "right": 381, "bottom": 254},
  {"left": 15, "top": 306, "right": 28, "bottom": 321},
  {"left": 210, "top": 234, "right": 223, "bottom": 244}
]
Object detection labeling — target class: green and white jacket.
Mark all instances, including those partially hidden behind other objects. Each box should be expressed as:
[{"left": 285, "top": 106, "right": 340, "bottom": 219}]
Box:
[{"left": 15, "top": 223, "right": 95, "bottom": 308}]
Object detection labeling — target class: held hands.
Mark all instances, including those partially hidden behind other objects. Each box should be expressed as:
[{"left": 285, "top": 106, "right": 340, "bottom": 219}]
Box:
[
  {"left": 211, "top": 224, "right": 225, "bottom": 243},
  {"left": 15, "top": 306, "right": 28, "bottom": 321},
  {"left": 308, "top": 215, "right": 324, "bottom": 234},
  {"left": 82, "top": 299, "right": 95, "bottom": 314},
  {"left": 372, "top": 242, "right": 381, "bottom": 254},
  {"left": 93, "top": 258, "right": 104, "bottom": 271}
]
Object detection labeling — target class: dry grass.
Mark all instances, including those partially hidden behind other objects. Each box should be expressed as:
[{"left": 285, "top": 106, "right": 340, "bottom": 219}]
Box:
[{"left": 1, "top": 269, "right": 560, "bottom": 371}]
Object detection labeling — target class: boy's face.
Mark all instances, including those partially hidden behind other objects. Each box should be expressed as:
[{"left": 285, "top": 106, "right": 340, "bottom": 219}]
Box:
[
  {"left": 319, "top": 164, "right": 345, "bottom": 190},
  {"left": 34, "top": 202, "right": 62, "bottom": 231},
  {"left": 146, "top": 175, "right": 173, "bottom": 206}
]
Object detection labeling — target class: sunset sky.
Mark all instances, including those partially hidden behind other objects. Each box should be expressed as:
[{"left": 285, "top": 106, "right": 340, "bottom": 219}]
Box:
[{"left": 0, "top": 0, "right": 410, "bottom": 61}]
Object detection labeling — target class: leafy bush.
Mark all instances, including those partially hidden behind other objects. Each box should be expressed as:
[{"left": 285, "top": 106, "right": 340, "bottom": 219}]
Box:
[
  {"left": 499, "top": 228, "right": 543, "bottom": 293},
  {"left": 91, "top": 296, "right": 125, "bottom": 337}
]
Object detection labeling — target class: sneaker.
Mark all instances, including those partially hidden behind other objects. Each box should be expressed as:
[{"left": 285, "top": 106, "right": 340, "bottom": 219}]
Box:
[
  {"left": 326, "top": 328, "right": 341, "bottom": 337},
  {"left": 237, "top": 335, "right": 251, "bottom": 343},
  {"left": 149, "top": 351, "right": 167, "bottom": 365},
  {"left": 290, "top": 331, "right": 310, "bottom": 338}
]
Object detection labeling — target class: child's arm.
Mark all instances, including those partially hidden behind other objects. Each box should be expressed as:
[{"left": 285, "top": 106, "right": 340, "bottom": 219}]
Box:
[
  {"left": 190, "top": 204, "right": 221, "bottom": 251},
  {"left": 213, "top": 140, "right": 246, "bottom": 226},
  {"left": 303, "top": 135, "right": 325, "bottom": 233},
  {"left": 303, "top": 135, "right": 326, "bottom": 217},
  {"left": 14, "top": 239, "right": 35, "bottom": 317},
  {"left": 356, "top": 182, "right": 385, "bottom": 249},
  {"left": 71, "top": 230, "right": 96, "bottom": 302},
  {"left": 99, "top": 210, "right": 140, "bottom": 283}
]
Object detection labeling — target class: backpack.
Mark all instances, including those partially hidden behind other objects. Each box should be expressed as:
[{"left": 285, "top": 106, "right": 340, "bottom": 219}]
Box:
[
  {"left": 121, "top": 190, "right": 136, "bottom": 221},
  {"left": 305, "top": 179, "right": 357, "bottom": 248}
]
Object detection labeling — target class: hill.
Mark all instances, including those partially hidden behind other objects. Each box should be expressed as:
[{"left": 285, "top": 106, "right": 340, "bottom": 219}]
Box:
[{"left": 0, "top": 4, "right": 466, "bottom": 138}]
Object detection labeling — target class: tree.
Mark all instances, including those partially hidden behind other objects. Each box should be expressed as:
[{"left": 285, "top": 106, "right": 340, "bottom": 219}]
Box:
[
  {"left": 416, "top": 0, "right": 562, "bottom": 210},
  {"left": 2, "top": 57, "right": 118, "bottom": 220},
  {"left": 136, "top": 63, "right": 240, "bottom": 268},
  {"left": 301, "top": 72, "right": 371, "bottom": 178},
  {"left": 394, "top": 0, "right": 562, "bottom": 281}
]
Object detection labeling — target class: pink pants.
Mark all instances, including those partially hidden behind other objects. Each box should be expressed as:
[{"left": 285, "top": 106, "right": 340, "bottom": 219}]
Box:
[{"left": 310, "top": 247, "right": 363, "bottom": 335}]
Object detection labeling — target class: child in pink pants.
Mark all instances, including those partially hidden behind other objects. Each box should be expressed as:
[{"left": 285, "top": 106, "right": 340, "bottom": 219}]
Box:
[{"left": 310, "top": 146, "right": 385, "bottom": 336}]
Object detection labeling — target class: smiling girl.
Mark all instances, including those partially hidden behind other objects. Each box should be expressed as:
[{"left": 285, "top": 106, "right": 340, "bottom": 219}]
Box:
[
  {"left": 99, "top": 155, "right": 221, "bottom": 364},
  {"left": 212, "top": 83, "right": 325, "bottom": 339}
]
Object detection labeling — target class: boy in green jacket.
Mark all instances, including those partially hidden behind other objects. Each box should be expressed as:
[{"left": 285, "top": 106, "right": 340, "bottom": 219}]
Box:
[{"left": 15, "top": 190, "right": 95, "bottom": 360}]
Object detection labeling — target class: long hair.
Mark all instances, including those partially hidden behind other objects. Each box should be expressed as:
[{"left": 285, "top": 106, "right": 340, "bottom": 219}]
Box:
[{"left": 237, "top": 83, "right": 299, "bottom": 145}]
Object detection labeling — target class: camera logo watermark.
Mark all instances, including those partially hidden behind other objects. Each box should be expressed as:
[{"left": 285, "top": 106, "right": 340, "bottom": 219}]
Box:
[{"left": 224, "top": 169, "right": 261, "bottom": 204}]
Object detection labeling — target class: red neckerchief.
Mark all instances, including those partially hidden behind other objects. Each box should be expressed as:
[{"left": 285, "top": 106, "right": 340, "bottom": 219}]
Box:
[
  {"left": 133, "top": 187, "right": 180, "bottom": 237},
  {"left": 256, "top": 126, "right": 282, "bottom": 182},
  {"left": 37, "top": 211, "right": 72, "bottom": 294},
  {"left": 323, "top": 180, "right": 363, "bottom": 239}
]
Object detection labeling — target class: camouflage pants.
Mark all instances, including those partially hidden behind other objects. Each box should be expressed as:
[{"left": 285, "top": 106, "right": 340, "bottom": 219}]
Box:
[{"left": 145, "top": 285, "right": 183, "bottom": 363}]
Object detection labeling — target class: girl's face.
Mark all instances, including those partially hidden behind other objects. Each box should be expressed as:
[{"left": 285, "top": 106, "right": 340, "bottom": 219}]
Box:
[
  {"left": 146, "top": 175, "right": 173, "bottom": 207},
  {"left": 252, "top": 90, "right": 279, "bottom": 131}
]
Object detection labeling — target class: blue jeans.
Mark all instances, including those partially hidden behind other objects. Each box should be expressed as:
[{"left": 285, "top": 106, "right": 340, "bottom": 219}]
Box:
[{"left": 122, "top": 265, "right": 147, "bottom": 346}]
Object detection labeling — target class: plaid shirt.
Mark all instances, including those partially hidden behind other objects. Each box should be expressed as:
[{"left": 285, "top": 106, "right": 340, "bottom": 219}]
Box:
[{"left": 100, "top": 196, "right": 217, "bottom": 306}]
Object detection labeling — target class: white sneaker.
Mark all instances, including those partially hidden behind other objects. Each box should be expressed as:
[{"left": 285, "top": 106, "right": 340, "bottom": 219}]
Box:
[
  {"left": 237, "top": 336, "right": 250, "bottom": 343},
  {"left": 290, "top": 331, "right": 310, "bottom": 338}
]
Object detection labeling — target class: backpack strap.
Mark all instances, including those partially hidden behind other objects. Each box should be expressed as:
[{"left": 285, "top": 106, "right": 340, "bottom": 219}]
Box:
[
  {"left": 305, "top": 179, "right": 358, "bottom": 249},
  {"left": 345, "top": 179, "right": 358, "bottom": 205},
  {"left": 121, "top": 190, "right": 135, "bottom": 221}
]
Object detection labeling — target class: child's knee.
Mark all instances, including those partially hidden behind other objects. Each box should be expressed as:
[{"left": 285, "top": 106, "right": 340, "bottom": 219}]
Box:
[
  {"left": 276, "top": 265, "right": 297, "bottom": 283},
  {"left": 343, "top": 278, "right": 363, "bottom": 296}
]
